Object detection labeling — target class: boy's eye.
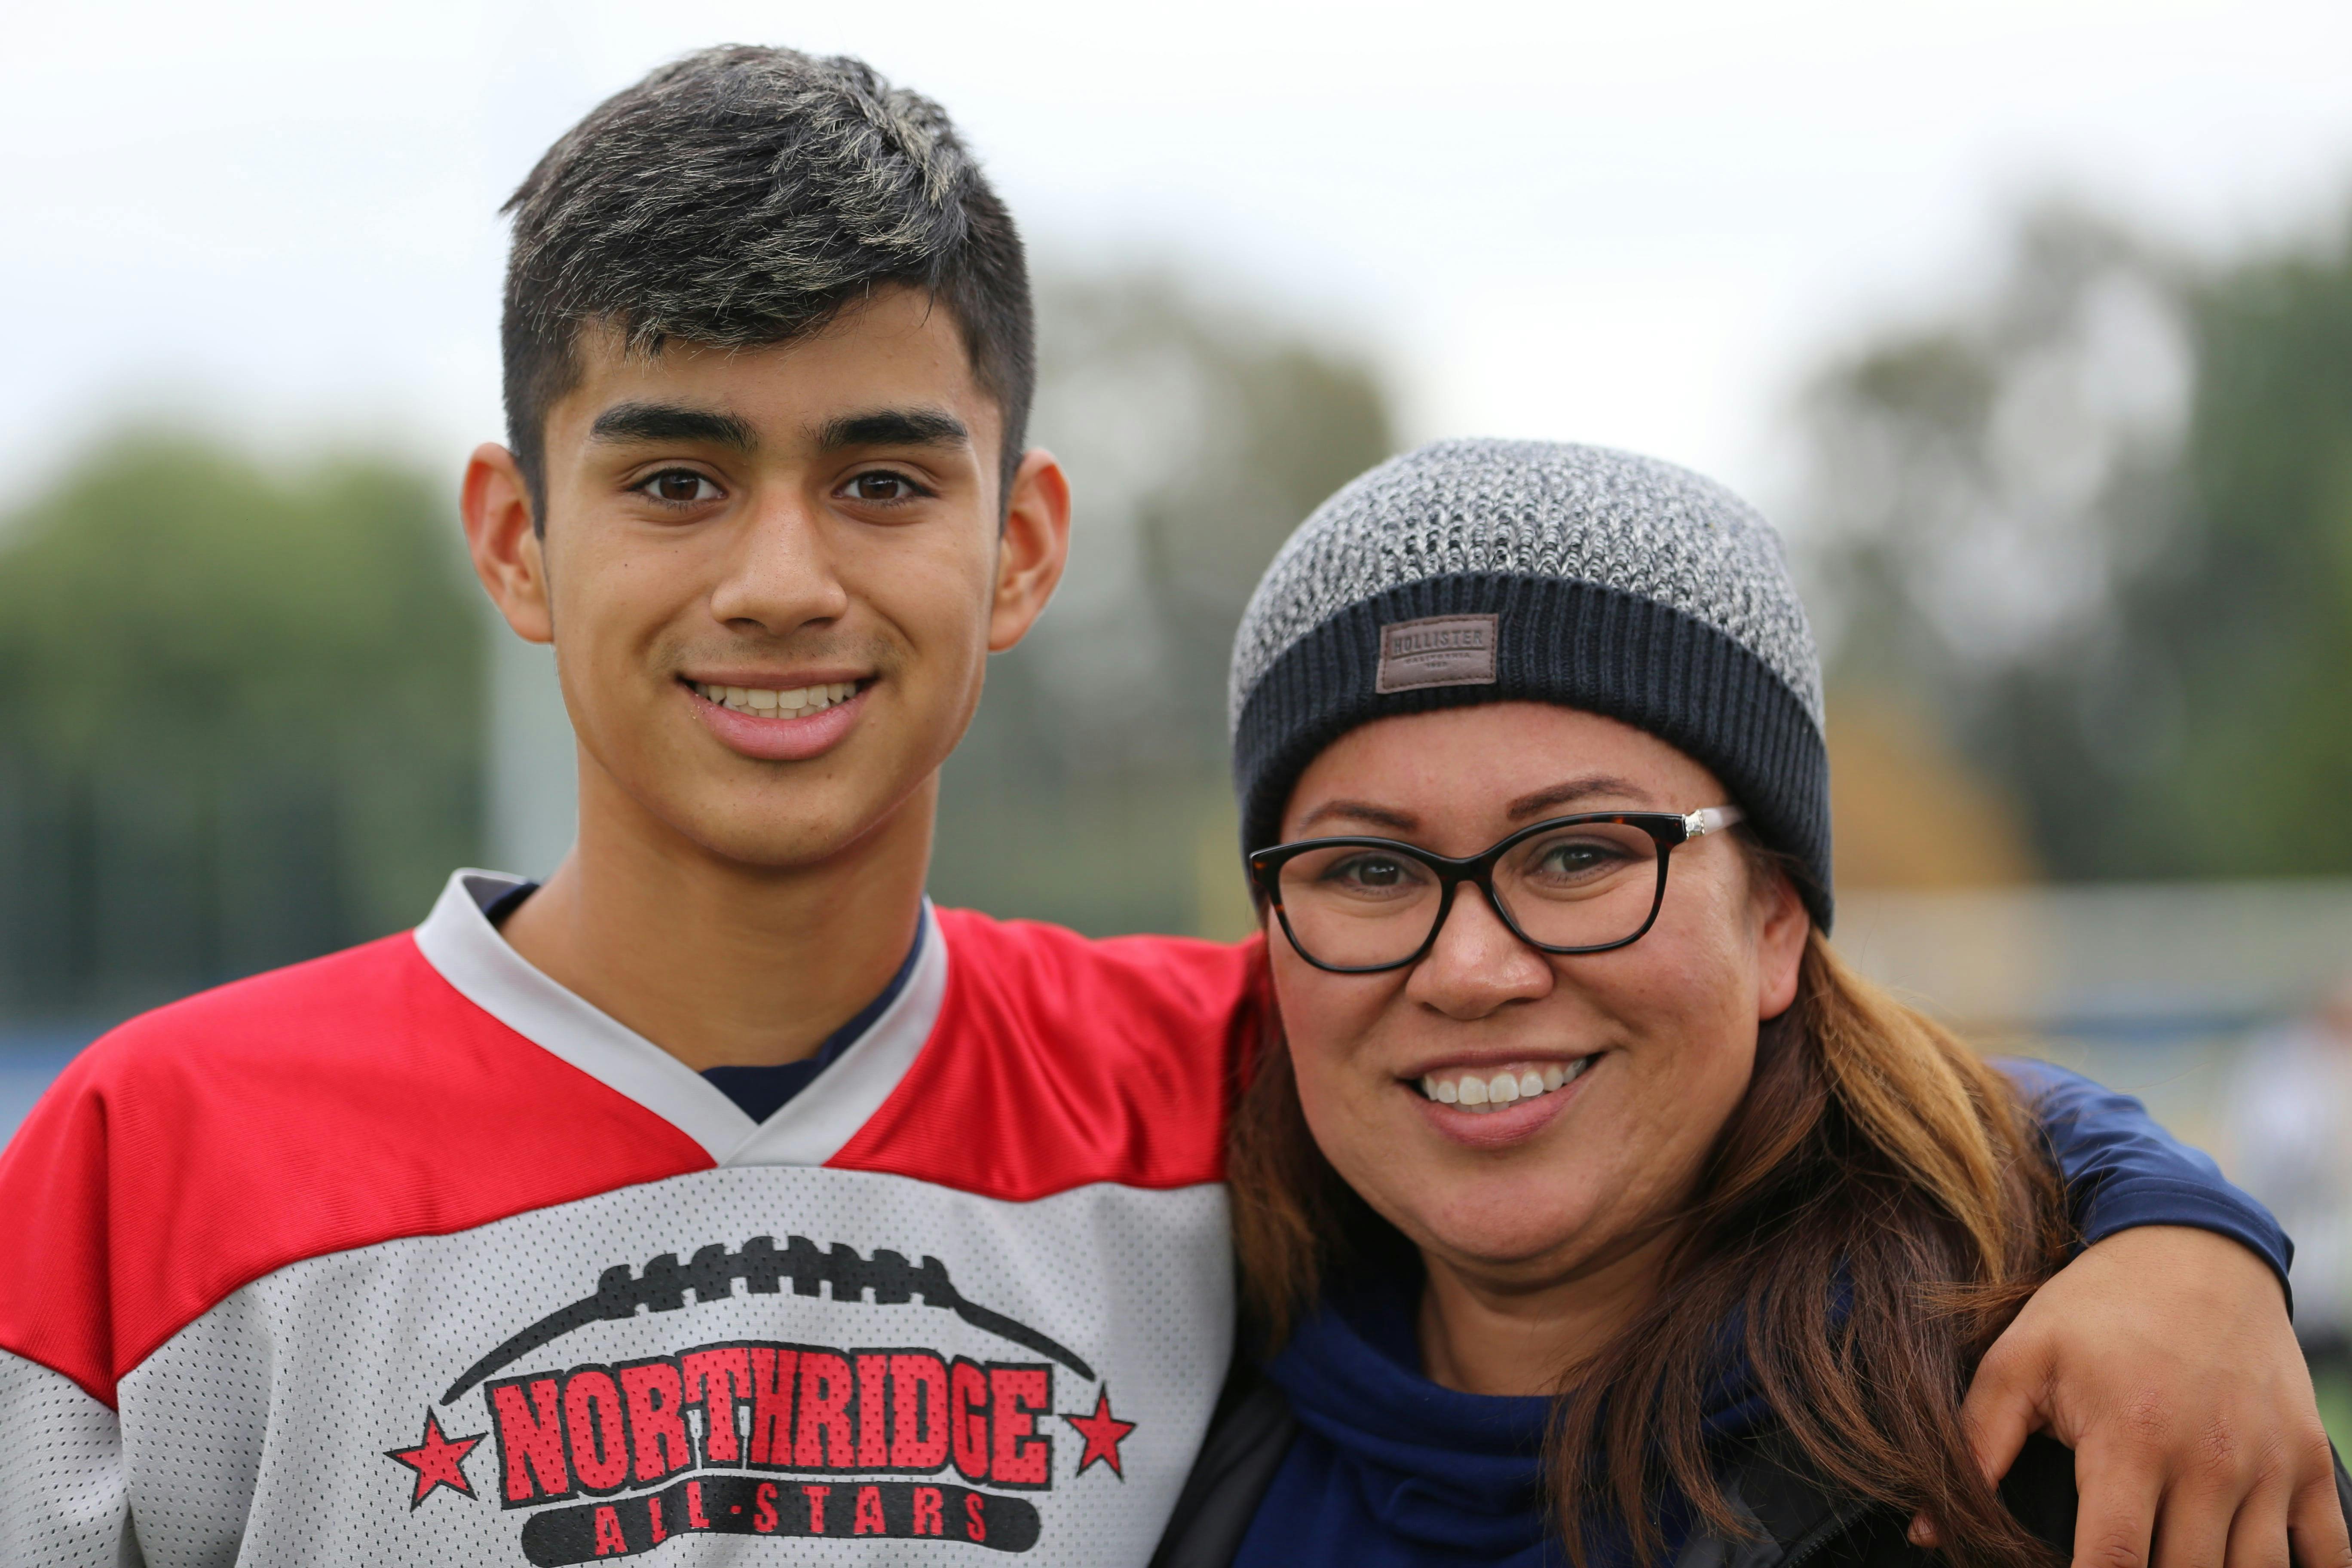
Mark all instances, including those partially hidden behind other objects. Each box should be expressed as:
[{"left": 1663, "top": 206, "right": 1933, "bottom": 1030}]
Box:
[
  {"left": 847, "top": 472, "right": 920, "bottom": 502},
  {"left": 640, "top": 470, "right": 720, "bottom": 505}
]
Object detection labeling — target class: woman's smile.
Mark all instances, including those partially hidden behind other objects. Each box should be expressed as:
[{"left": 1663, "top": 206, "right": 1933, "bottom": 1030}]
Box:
[
  {"left": 1405, "top": 1050, "right": 1600, "bottom": 1146},
  {"left": 1412, "top": 1052, "right": 1595, "bottom": 1109}
]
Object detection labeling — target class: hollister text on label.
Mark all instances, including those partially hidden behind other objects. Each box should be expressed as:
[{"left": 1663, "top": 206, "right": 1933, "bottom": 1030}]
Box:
[{"left": 1375, "top": 614, "right": 1498, "bottom": 693}]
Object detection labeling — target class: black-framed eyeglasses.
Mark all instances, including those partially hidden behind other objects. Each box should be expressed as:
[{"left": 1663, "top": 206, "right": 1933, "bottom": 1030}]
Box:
[{"left": 1248, "top": 807, "right": 1745, "bottom": 974}]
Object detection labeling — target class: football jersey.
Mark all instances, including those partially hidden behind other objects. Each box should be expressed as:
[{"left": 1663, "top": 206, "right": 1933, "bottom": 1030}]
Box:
[{"left": 0, "top": 871, "right": 1264, "bottom": 1567}]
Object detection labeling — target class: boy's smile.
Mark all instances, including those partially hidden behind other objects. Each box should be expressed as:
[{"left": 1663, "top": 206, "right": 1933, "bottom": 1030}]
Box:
[{"left": 683, "top": 675, "right": 870, "bottom": 762}]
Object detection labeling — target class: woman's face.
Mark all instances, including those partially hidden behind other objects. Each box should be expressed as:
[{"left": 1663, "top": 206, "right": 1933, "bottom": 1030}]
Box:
[{"left": 1270, "top": 702, "right": 1809, "bottom": 1293}]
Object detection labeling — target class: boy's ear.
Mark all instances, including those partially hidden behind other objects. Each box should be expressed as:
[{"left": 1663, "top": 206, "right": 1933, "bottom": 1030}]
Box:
[
  {"left": 461, "top": 442, "right": 554, "bottom": 645},
  {"left": 988, "top": 448, "right": 1072, "bottom": 653}
]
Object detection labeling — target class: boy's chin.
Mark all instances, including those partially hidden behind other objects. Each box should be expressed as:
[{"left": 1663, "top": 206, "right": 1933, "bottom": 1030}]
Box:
[
  {"left": 651, "top": 778, "right": 909, "bottom": 873},
  {"left": 713, "top": 822, "right": 881, "bottom": 874}
]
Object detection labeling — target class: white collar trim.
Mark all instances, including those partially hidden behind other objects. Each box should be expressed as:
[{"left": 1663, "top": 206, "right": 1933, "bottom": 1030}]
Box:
[{"left": 411, "top": 869, "right": 947, "bottom": 1169}]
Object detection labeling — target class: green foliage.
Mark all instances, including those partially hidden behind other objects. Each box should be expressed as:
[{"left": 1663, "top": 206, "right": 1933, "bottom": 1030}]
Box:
[
  {"left": 931, "top": 276, "right": 1396, "bottom": 935},
  {"left": 2153, "top": 248, "right": 2352, "bottom": 871},
  {"left": 0, "top": 433, "right": 482, "bottom": 1014},
  {"left": 1797, "top": 205, "right": 2352, "bottom": 880}
]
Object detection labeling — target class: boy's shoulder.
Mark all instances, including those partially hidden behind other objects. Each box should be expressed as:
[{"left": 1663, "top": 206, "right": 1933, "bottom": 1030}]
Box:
[
  {"left": 71, "top": 927, "right": 509, "bottom": 1080},
  {"left": 827, "top": 908, "right": 1270, "bottom": 1201},
  {"left": 40, "top": 928, "right": 707, "bottom": 1180},
  {"left": 933, "top": 905, "right": 1265, "bottom": 1037},
  {"left": 0, "top": 932, "right": 707, "bottom": 1408}
]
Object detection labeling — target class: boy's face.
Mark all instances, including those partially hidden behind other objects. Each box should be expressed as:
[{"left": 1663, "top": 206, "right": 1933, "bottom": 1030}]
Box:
[{"left": 463, "top": 286, "right": 1069, "bottom": 870}]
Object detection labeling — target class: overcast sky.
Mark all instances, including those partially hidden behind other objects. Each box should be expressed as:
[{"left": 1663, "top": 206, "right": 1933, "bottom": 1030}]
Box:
[{"left": 8, "top": 0, "right": 2352, "bottom": 519}]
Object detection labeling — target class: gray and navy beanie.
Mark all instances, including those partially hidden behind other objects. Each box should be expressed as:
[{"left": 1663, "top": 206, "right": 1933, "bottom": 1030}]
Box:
[{"left": 1227, "top": 438, "right": 1834, "bottom": 927}]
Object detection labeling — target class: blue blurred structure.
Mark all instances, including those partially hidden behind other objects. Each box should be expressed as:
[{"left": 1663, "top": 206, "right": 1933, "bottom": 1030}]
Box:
[
  {"left": 1834, "top": 878, "right": 2352, "bottom": 1164},
  {"left": 0, "top": 1024, "right": 107, "bottom": 1149}
]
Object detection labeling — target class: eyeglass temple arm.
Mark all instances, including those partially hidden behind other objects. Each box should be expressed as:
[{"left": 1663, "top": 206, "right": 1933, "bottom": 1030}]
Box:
[{"left": 1682, "top": 805, "right": 1745, "bottom": 838}]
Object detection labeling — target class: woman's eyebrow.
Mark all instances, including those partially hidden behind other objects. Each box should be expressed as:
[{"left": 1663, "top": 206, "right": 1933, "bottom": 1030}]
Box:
[
  {"left": 1294, "top": 799, "right": 1420, "bottom": 834},
  {"left": 1504, "top": 775, "right": 1650, "bottom": 820}
]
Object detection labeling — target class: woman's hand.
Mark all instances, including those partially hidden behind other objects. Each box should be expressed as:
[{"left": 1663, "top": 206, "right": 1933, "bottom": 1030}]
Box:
[{"left": 1917, "top": 1225, "right": 2349, "bottom": 1568}]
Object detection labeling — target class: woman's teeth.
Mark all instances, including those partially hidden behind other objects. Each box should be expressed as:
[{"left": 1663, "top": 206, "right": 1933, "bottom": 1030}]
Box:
[
  {"left": 1418, "top": 1058, "right": 1592, "bottom": 1113},
  {"left": 692, "top": 680, "right": 858, "bottom": 719}
]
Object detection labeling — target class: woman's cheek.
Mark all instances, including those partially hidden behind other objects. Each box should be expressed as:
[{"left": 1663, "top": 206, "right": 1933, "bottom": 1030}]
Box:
[
  {"left": 1272, "top": 962, "right": 1390, "bottom": 1087},
  {"left": 1280, "top": 989, "right": 1404, "bottom": 1192}
]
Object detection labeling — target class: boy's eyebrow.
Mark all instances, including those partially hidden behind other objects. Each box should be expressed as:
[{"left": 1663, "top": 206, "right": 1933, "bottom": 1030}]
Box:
[
  {"left": 815, "top": 407, "right": 970, "bottom": 452},
  {"left": 589, "top": 401, "right": 759, "bottom": 450}
]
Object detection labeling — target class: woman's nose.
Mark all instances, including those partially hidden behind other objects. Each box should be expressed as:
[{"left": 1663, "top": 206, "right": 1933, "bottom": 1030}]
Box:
[{"left": 1404, "top": 885, "right": 1555, "bottom": 1019}]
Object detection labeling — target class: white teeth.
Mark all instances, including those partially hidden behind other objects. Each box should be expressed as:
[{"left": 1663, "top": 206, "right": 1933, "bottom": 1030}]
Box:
[
  {"left": 1417, "top": 1058, "right": 1594, "bottom": 1109},
  {"left": 695, "top": 680, "right": 859, "bottom": 717}
]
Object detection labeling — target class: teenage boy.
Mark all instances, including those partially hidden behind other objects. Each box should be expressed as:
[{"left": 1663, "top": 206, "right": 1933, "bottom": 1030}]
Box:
[{"left": 0, "top": 45, "right": 2339, "bottom": 1568}]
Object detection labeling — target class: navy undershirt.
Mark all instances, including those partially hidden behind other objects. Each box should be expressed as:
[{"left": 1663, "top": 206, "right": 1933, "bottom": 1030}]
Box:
[
  {"left": 484, "top": 882, "right": 926, "bottom": 1124},
  {"left": 1236, "top": 1271, "right": 1766, "bottom": 1568}
]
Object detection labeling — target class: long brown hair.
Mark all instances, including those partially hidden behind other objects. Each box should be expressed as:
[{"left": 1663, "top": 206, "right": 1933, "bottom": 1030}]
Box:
[{"left": 1227, "top": 854, "right": 2070, "bottom": 1568}]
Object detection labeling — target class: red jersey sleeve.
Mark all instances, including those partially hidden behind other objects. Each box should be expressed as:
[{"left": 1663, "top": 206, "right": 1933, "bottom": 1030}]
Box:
[
  {"left": 0, "top": 935, "right": 709, "bottom": 1408},
  {"left": 829, "top": 911, "right": 1269, "bottom": 1200}
]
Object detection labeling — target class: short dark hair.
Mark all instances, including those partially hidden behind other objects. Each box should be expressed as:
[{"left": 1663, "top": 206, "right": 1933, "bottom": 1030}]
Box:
[{"left": 499, "top": 46, "right": 1035, "bottom": 526}]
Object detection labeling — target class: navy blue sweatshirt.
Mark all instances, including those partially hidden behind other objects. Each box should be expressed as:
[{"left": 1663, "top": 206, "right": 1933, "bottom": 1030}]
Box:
[{"left": 1233, "top": 1061, "right": 2290, "bottom": 1568}]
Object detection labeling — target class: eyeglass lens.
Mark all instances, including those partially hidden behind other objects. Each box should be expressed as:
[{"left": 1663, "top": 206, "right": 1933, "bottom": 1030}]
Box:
[{"left": 1273, "top": 820, "right": 1664, "bottom": 969}]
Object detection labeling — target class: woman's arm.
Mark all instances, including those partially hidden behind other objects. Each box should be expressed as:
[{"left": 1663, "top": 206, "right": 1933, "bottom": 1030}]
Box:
[{"left": 1924, "top": 1060, "right": 2348, "bottom": 1568}]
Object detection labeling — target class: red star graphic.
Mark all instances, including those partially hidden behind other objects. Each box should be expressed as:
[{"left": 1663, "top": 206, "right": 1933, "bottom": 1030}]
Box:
[
  {"left": 384, "top": 1409, "right": 485, "bottom": 1510},
  {"left": 1062, "top": 1386, "right": 1139, "bottom": 1479}
]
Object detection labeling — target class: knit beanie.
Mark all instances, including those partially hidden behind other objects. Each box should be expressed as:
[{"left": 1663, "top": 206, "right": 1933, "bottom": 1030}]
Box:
[{"left": 1227, "top": 439, "right": 1834, "bottom": 927}]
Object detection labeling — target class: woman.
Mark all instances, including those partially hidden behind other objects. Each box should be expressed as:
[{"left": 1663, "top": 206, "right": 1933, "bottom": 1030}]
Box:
[{"left": 1160, "top": 441, "right": 2350, "bottom": 1566}]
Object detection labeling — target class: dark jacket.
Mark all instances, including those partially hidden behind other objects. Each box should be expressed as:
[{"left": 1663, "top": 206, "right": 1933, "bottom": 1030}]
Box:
[{"left": 1151, "top": 1361, "right": 2352, "bottom": 1568}]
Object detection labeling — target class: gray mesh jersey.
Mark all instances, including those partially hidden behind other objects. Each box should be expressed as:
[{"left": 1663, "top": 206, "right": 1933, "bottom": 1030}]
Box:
[{"left": 0, "top": 873, "right": 1255, "bottom": 1566}]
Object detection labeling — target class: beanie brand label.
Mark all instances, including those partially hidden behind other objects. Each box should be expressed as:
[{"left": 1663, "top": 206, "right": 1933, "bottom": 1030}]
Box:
[{"left": 1375, "top": 615, "right": 1498, "bottom": 693}]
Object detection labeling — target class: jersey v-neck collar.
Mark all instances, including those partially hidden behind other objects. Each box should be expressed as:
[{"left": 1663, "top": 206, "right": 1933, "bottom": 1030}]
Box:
[{"left": 410, "top": 869, "right": 948, "bottom": 1168}]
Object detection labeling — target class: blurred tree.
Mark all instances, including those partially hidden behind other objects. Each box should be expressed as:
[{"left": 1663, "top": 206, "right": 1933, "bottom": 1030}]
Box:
[
  {"left": 1795, "top": 203, "right": 2352, "bottom": 880},
  {"left": 1826, "top": 690, "right": 2037, "bottom": 889},
  {"left": 0, "top": 434, "right": 482, "bottom": 1018},
  {"left": 931, "top": 275, "right": 1395, "bottom": 935}
]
